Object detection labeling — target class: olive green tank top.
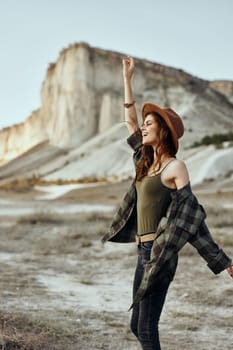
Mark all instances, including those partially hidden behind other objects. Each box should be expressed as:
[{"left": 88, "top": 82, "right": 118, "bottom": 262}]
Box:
[{"left": 135, "top": 162, "right": 176, "bottom": 235}]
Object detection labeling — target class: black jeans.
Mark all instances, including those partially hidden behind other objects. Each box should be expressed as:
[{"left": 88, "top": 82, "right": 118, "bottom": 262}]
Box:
[{"left": 130, "top": 241, "right": 171, "bottom": 350}]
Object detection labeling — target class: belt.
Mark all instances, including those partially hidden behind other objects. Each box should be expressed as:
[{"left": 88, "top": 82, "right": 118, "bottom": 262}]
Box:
[{"left": 135, "top": 233, "right": 156, "bottom": 245}]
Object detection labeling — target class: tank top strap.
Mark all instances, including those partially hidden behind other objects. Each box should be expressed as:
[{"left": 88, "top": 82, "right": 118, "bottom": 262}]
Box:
[{"left": 160, "top": 158, "right": 177, "bottom": 175}]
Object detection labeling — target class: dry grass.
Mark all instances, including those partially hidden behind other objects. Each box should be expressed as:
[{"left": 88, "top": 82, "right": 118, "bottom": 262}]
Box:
[
  {"left": 0, "top": 181, "right": 232, "bottom": 350},
  {"left": 205, "top": 207, "right": 233, "bottom": 228},
  {"left": 10, "top": 212, "right": 111, "bottom": 256},
  {"left": 17, "top": 212, "right": 64, "bottom": 225},
  {"left": 0, "top": 175, "right": 129, "bottom": 192},
  {"left": 0, "top": 311, "right": 76, "bottom": 350},
  {"left": 16, "top": 211, "right": 111, "bottom": 226}
]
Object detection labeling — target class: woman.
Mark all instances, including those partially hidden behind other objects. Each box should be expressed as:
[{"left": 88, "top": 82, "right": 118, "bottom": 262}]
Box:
[{"left": 102, "top": 57, "right": 233, "bottom": 350}]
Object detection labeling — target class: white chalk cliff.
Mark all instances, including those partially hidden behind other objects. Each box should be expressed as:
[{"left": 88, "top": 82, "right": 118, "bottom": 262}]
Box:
[{"left": 0, "top": 42, "right": 233, "bottom": 184}]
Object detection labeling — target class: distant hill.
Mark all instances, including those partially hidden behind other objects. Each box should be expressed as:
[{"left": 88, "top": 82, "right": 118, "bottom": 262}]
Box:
[{"left": 0, "top": 42, "right": 233, "bottom": 185}]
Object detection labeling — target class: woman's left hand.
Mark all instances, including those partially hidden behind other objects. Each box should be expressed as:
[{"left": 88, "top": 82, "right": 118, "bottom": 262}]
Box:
[{"left": 226, "top": 262, "right": 233, "bottom": 278}]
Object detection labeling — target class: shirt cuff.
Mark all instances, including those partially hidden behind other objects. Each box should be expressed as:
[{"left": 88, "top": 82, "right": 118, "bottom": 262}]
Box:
[
  {"left": 127, "top": 128, "right": 142, "bottom": 151},
  {"left": 207, "top": 250, "right": 232, "bottom": 274}
]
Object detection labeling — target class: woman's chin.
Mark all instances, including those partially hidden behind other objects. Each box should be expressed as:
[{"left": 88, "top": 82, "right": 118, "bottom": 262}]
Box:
[{"left": 143, "top": 139, "right": 152, "bottom": 146}]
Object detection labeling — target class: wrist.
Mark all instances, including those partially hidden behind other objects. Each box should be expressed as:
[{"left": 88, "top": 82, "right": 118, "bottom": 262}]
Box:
[
  {"left": 123, "top": 76, "right": 132, "bottom": 83},
  {"left": 124, "top": 101, "right": 135, "bottom": 108}
]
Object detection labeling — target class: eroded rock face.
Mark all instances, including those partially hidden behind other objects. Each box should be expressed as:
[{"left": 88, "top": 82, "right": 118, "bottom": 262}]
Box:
[
  {"left": 0, "top": 109, "right": 47, "bottom": 165},
  {"left": 209, "top": 80, "right": 233, "bottom": 104},
  {"left": 0, "top": 42, "right": 233, "bottom": 165},
  {"left": 41, "top": 44, "right": 98, "bottom": 147}
]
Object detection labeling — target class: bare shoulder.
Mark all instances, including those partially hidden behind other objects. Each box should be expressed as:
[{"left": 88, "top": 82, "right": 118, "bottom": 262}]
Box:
[
  {"left": 165, "top": 159, "right": 189, "bottom": 189},
  {"left": 172, "top": 159, "right": 189, "bottom": 173},
  {"left": 174, "top": 159, "right": 189, "bottom": 189}
]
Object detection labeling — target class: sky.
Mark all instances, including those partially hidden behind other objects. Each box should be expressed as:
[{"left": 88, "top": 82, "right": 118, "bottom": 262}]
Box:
[{"left": 0, "top": 0, "right": 233, "bottom": 129}]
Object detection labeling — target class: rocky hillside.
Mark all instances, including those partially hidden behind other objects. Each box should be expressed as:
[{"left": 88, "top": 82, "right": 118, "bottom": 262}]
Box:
[
  {"left": 1, "top": 42, "right": 233, "bottom": 164},
  {"left": 209, "top": 80, "right": 233, "bottom": 104},
  {"left": 0, "top": 42, "right": 233, "bottom": 185}
]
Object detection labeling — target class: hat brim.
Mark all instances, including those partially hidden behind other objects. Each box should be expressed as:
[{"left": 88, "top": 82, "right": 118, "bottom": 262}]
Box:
[{"left": 141, "top": 102, "right": 179, "bottom": 152}]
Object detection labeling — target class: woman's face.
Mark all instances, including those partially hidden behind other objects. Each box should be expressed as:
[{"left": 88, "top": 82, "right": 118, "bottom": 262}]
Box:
[{"left": 141, "top": 114, "right": 159, "bottom": 146}]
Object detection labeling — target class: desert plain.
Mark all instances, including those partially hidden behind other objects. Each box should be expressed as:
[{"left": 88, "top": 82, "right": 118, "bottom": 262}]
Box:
[{"left": 0, "top": 177, "right": 232, "bottom": 350}]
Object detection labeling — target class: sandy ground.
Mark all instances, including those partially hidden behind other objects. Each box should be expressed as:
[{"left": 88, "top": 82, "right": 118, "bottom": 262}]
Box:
[{"left": 0, "top": 179, "right": 233, "bottom": 349}]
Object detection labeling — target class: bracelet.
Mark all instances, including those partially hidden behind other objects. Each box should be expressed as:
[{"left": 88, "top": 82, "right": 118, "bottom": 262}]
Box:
[{"left": 124, "top": 101, "right": 135, "bottom": 108}]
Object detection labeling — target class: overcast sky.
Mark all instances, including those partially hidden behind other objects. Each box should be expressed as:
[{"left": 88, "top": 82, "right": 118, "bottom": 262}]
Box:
[{"left": 0, "top": 0, "right": 233, "bottom": 129}]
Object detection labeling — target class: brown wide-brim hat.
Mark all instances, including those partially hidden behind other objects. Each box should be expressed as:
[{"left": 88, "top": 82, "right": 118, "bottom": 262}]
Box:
[{"left": 142, "top": 102, "right": 184, "bottom": 153}]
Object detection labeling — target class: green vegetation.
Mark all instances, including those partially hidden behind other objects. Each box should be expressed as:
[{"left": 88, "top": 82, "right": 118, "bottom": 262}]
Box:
[{"left": 191, "top": 131, "right": 233, "bottom": 148}]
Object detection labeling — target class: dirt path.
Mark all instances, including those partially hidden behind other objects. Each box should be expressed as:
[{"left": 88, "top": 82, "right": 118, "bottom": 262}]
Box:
[{"left": 0, "top": 183, "right": 233, "bottom": 349}]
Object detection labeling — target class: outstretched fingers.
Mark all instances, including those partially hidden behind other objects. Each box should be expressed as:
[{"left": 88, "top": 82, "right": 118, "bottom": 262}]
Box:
[{"left": 226, "top": 262, "right": 233, "bottom": 278}]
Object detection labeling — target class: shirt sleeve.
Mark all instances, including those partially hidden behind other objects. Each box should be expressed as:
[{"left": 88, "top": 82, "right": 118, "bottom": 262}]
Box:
[
  {"left": 126, "top": 128, "right": 142, "bottom": 151},
  {"left": 126, "top": 129, "right": 143, "bottom": 168},
  {"left": 167, "top": 190, "right": 231, "bottom": 274},
  {"left": 188, "top": 221, "right": 232, "bottom": 274}
]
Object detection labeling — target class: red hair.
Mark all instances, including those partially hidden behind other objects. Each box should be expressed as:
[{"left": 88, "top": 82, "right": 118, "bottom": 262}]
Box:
[{"left": 136, "top": 113, "right": 176, "bottom": 181}]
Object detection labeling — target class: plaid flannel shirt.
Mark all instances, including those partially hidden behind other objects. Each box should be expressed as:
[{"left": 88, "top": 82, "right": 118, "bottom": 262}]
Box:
[{"left": 101, "top": 129, "right": 231, "bottom": 307}]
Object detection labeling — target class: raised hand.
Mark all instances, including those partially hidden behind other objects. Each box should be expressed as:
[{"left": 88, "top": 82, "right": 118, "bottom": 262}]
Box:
[{"left": 122, "top": 56, "right": 135, "bottom": 81}]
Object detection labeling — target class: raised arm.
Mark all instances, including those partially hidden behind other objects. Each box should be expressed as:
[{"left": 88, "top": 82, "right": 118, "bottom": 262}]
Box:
[{"left": 122, "top": 57, "right": 139, "bottom": 135}]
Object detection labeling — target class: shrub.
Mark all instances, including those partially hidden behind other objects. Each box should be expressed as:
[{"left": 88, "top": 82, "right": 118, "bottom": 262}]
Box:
[{"left": 190, "top": 131, "right": 233, "bottom": 148}]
